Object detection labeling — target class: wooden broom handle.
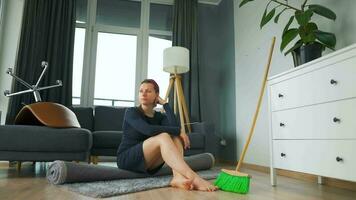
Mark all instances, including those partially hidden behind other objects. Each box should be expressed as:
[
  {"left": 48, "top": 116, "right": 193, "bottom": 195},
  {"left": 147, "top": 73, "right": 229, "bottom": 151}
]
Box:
[{"left": 235, "top": 37, "right": 276, "bottom": 171}]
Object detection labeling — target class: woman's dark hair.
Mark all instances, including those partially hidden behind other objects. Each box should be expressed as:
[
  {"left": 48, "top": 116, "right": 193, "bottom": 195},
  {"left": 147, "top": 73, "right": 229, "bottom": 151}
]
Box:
[{"left": 141, "top": 79, "right": 159, "bottom": 94}]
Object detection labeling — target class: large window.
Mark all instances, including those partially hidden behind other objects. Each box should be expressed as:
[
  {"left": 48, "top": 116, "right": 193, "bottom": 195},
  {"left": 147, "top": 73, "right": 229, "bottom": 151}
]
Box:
[
  {"left": 94, "top": 32, "right": 137, "bottom": 106},
  {"left": 72, "top": 28, "right": 85, "bottom": 105},
  {"left": 73, "top": 0, "right": 173, "bottom": 107},
  {"left": 147, "top": 2, "right": 173, "bottom": 103},
  {"left": 147, "top": 35, "right": 172, "bottom": 100},
  {"left": 72, "top": 0, "right": 87, "bottom": 105}
]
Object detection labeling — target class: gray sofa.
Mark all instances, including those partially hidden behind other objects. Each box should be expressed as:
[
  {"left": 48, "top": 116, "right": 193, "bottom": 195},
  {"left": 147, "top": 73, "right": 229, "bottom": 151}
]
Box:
[
  {"left": 71, "top": 106, "right": 219, "bottom": 162},
  {"left": 0, "top": 105, "right": 218, "bottom": 168},
  {"left": 0, "top": 125, "right": 92, "bottom": 169}
]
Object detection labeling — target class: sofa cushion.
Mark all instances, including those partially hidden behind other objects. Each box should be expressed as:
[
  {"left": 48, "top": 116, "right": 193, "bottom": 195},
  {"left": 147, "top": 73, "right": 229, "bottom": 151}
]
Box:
[
  {"left": 91, "top": 148, "right": 118, "bottom": 157},
  {"left": 0, "top": 125, "right": 92, "bottom": 152},
  {"left": 94, "top": 106, "right": 127, "bottom": 131},
  {"left": 92, "top": 131, "right": 122, "bottom": 148},
  {"left": 70, "top": 107, "right": 94, "bottom": 131},
  {"left": 188, "top": 132, "right": 205, "bottom": 149}
]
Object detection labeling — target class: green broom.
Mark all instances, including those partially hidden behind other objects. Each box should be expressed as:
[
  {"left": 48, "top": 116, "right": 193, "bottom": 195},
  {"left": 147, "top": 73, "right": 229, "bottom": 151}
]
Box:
[{"left": 214, "top": 37, "right": 276, "bottom": 194}]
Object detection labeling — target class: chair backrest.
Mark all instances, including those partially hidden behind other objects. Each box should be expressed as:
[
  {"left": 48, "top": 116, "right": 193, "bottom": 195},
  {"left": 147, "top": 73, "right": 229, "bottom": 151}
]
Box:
[
  {"left": 70, "top": 107, "right": 94, "bottom": 131},
  {"left": 15, "top": 102, "right": 81, "bottom": 128},
  {"left": 94, "top": 106, "right": 127, "bottom": 131}
]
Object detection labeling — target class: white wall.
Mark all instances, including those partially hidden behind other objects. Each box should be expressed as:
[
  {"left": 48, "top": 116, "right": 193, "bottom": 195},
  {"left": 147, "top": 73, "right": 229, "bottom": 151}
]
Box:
[
  {"left": 0, "top": 0, "right": 24, "bottom": 124},
  {"left": 234, "top": 0, "right": 356, "bottom": 166}
]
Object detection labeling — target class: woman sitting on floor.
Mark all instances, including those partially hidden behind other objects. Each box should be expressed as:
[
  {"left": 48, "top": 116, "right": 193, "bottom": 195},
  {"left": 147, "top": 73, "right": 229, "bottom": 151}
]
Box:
[{"left": 117, "top": 79, "right": 218, "bottom": 192}]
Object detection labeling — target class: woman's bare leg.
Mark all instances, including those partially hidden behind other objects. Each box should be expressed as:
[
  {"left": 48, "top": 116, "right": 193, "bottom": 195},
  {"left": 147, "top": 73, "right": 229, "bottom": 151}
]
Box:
[
  {"left": 170, "top": 137, "right": 218, "bottom": 191},
  {"left": 142, "top": 132, "right": 218, "bottom": 191},
  {"left": 170, "top": 136, "right": 193, "bottom": 190},
  {"left": 144, "top": 136, "right": 193, "bottom": 190}
]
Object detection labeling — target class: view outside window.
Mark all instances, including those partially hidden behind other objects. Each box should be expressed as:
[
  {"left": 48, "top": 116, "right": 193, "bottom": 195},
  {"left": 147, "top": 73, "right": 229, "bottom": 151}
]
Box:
[
  {"left": 94, "top": 32, "right": 137, "bottom": 107},
  {"left": 72, "top": 28, "right": 85, "bottom": 105},
  {"left": 147, "top": 35, "right": 172, "bottom": 104}
]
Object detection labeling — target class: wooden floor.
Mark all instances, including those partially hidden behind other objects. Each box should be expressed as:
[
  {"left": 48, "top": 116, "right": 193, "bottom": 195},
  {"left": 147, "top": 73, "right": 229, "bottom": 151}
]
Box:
[{"left": 1, "top": 161, "right": 356, "bottom": 200}]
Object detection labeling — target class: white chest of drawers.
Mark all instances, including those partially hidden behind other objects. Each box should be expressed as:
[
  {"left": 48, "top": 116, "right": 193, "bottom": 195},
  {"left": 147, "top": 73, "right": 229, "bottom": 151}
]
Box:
[{"left": 267, "top": 44, "right": 356, "bottom": 186}]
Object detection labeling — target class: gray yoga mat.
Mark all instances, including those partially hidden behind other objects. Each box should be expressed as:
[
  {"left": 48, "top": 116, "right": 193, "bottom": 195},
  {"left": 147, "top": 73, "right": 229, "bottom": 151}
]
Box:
[{"left": 47, "top": 153, "right": 215, "bottom": 185}]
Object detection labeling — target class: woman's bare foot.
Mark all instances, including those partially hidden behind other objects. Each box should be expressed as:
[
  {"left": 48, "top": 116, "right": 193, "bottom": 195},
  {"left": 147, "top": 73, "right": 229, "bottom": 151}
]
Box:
[
  {"left": 192, "top": 176, "right": 218, "bottom": 192},
  {"left": 170, "top": 176, "right": 194, "bottom": 190}
]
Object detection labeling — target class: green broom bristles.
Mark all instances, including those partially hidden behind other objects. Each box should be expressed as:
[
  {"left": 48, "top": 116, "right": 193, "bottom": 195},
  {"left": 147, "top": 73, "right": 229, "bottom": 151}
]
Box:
[{"left": 214, "top": 170, "right": 250, "bottom": 194}]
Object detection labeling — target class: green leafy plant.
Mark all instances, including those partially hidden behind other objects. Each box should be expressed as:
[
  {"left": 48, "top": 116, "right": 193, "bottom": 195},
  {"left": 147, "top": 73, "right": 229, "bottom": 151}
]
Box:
[{"left": 239, "top": 0, "right": 337, "bottom": 55}]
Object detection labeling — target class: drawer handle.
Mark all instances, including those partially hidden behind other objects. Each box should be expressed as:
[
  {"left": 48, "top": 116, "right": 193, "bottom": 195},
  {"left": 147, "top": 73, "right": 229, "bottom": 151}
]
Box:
[
  {"left": 333, "top": 117, "right": 341, "bottom": 123},
  {"left": 279, "top": 123, "right": 285, "bottom": 127},
  {"left": 330, "top": 79, "right": 338, "bottom": 85},
  {"left": 278, "top": 93, "right": 284, "bottom": 98},
  {"left": 336, "top": 156, "right": 343, "bottom": 162},
  {"left": 280, "top": 153, "right": 286, "bottom": 157}
]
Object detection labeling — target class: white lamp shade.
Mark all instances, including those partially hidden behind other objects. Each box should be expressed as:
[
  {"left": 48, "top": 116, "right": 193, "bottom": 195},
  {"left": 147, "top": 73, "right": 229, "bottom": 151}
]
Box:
[{"left": 163, "top": 46, "right": 190, "bottom": 74}]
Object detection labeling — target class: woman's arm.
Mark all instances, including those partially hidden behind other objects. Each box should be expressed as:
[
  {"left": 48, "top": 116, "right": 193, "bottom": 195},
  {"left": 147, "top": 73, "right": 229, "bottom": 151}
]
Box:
[
  {"left": 158, "top": 100, "right": 190, "bottom": 149},
  {"left": 161, "top": 103, "right": 179, "bottom": 127},
  {"left": 125, "top": 108, "right": 180, "bottom": 137}
]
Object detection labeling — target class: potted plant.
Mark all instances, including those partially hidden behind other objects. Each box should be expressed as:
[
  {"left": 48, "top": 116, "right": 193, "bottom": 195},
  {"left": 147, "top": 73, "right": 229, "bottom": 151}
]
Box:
[{"left": 239, "top": 0, "right": 337, "bottom": 67}]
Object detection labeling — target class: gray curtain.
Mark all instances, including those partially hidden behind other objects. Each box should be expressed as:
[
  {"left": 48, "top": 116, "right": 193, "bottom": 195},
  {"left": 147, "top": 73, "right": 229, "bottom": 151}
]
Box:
[
  {"left": 172, "top": 0, "right": 201, "bottom": 122},
  {"left": 6, "top": 0, "right": 76, "bottom": 124}
]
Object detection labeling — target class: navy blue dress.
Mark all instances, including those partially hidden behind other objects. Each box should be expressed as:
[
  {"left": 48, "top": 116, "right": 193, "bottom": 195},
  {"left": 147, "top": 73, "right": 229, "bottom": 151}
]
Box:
[{"left": 117, "top": 103, "right": 180, "bottom": 174}]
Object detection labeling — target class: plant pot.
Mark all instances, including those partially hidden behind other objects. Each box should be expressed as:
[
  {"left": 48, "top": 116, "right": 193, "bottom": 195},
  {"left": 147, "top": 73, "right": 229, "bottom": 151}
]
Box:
[{"left": 292, "top": 43, "right": 323, "bottom": 67}]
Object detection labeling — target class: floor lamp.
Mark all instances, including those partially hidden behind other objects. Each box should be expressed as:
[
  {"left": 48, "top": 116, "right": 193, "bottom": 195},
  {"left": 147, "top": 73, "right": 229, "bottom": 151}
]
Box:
[{"left": 163, "top": 46, "right": 192, "bottom": 134}]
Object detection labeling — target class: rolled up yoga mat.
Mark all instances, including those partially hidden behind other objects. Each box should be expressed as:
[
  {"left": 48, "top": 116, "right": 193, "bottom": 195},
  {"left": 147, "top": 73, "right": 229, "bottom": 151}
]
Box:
[{"left": 47, "top": 152, "right": 215, "bottom": 185}]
